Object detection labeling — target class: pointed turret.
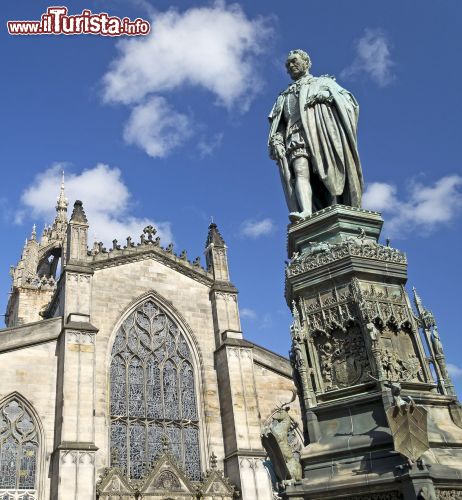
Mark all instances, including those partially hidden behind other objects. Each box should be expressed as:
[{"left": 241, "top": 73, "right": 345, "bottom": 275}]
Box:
[
  {"left": 204, "top": 222, "right": 229, "bottom": 282},
  {"left": 205, "top": 222, "right": 225, "bottom": 248},
  {"left": 41, "top": 170, "right": 69, "bottom": 248},
  {"left": 204, "top": 222, "right": 242, "bottom": 345},
  {"left": 66, "top": 200, "right": 89, "bottom": 263}
]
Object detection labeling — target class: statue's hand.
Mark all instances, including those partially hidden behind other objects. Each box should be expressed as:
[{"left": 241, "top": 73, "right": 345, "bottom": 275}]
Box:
[
  {"left": 269, "top": 133, "right": 286, "bottom": 161},
  {"left": 305, "top": 91, "right": 333, "bottom": 108},
  {"left": 273, "top": 143, "right": 286, "bottom": 161}
]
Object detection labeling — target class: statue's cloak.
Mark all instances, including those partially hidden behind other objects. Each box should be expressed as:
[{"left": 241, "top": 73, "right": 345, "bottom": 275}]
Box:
[{"left": 269, "top": 75, "right": 364, "bottom": 207}]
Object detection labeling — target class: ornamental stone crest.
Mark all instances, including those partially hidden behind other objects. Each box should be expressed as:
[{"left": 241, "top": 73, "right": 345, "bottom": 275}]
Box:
[{"left": 314, "top": 324, "right": 370, "bottom": 390}]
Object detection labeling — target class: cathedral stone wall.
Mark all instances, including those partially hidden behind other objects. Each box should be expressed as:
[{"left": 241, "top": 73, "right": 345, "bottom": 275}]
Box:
[
  {"left": 0, "top": 317, "right": 61, "bottom": 500},
  {"left": 89, "top": 258, "right": 226, "bottom": 474},
  {"left": 0, "top": 196, "right": 300, "bottom": 499},
  {"left": 253, "top": 346, "right": 301, "bottom": 428}
]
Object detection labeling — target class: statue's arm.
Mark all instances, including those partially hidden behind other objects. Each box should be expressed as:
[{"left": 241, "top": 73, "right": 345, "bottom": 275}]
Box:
[
  {"left": 269, "top": 124, "right": 286, "bottom": 161},
  {"left": 268, "top": 97, "right": 287, "bottom": 161}
]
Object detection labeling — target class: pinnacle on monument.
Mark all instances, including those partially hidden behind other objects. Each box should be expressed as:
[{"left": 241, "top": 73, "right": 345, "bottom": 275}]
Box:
[
  {"left": 70, "top": 200, "right": 88, "bottom": 224},
  {"left": 55, "top": 170, "right": 68, "bottom": 222},
  {"left": 412, "top": 286, "right": 423, "bottom": 310},
  {"left": 205, "top": 222, "right": 226, "bottom": 248},
  {"left": 30, "top": 224, "right": 36, "bottom": 241}
]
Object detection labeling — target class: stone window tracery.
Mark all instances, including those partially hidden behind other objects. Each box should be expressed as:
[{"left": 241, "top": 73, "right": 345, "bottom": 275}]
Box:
[
  {"left": 0, "top": 398, "right": 39, "bottom": 500},
  {"left": 110, "top": 299, "right": 201, "bottom": 481}
]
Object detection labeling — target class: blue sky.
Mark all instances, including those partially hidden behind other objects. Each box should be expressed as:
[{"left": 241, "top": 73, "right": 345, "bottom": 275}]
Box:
[{"left": 1, "top": 1, "right": 461, "bottom": 394}]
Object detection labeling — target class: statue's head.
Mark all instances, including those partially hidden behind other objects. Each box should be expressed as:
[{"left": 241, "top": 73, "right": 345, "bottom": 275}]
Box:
[{"left": 286, "top": 50, "right": 311, "bottom": 81}]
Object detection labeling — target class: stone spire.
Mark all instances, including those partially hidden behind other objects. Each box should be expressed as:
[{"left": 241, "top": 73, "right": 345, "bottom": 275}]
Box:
[
  {"left": 204, "top": 222, "right": 229, "bottom": 281},
  {"left": 66, "top": 200, "right": 89, "bottom": 262},
  {"left": 70, "top": 200, "right": 88, "bottom": 224},
  {"left": 55, "top": 170, "right": 69, "bottom": 223},
  {"left": 205, "top": 222, "right": 226, "bottom": 248}
]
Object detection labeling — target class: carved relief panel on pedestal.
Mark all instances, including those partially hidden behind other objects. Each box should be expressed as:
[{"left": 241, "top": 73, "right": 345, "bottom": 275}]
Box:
[
  {"left": 296, "top": 280, "right": 431, "bottom": 400},
  {"left": 313, "top": 325, "right": 370, "bottom": 391},
  {"left": 357, "top": 281, "right": 429, "bottom": 384}
]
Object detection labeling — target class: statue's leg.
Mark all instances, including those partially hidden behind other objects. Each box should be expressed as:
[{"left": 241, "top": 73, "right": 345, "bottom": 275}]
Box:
[
  {"left": 293, "top": 157, "right": 312, "bottom": 216},
  {"left": 278, "top": 164, "right": 298, "bottom": 213}
]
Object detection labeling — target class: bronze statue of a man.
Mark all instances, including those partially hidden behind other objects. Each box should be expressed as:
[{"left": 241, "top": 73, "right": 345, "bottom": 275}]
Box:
[{"left": 268, "top": 50, "right": 364, "bottom": 219}]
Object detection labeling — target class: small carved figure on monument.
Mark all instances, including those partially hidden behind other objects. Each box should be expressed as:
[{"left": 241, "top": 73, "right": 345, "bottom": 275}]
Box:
[
  {"left": 431, "top": 326, "right": 444, "bottom": 356},
  {"left": 268, "top": 50, "right": 364, "bottom": 220},
  {"left": 384, "top": 382, "right": 430, "bottom": 463},
  {"left": 261, "top": 406, "right": 302, "bottom": 484},
  {"left": 366, "top": 322, "right": 379, "bottom": 343}
]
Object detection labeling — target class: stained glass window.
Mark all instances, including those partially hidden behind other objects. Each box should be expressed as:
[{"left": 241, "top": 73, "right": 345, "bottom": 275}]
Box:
[
  {"left": 0, "top": 399, "right": 38, "bottom": 500},
  {"left": 110, "top": 299, "right": 201, "bottom": 481}
]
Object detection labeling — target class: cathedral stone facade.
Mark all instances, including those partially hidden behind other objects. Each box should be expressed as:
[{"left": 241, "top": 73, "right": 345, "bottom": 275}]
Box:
[{"left": 0, "top": 183, "right": 300, "bottom": 499}]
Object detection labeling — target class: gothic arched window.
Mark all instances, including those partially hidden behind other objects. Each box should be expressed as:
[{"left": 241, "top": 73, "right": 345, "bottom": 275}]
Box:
[
  {"left": 0, "top": 397, "right": 39, "bottom": 499},
  {"left": 110, "top": 299, "right": 201, "bottom": 481}
]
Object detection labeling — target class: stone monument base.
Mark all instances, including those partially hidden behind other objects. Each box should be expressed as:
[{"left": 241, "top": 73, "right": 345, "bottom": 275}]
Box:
[{"left": 268, "top": 205, "right": 462, "bottom": 500}]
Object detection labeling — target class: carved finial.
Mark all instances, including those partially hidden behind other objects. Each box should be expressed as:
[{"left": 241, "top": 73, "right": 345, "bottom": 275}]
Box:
[
  {"left": 143, "top": 225, "right": 157, "bottom": 242},
  {"left": 290, "top": 300, "right": 302, "bottom": 342},
  {"left": 30, "top": 224, "right": 37, "bottom": 240},
  {"left": 210, "top": 451, "right": 217, "bottom": 469},
  {"left": 126, "top": 236, "right": 135, "bottom": 248},
  {"left": 91, "top": 241, "right": 99, "bottom": 255},
  {"left": 291, "top": 300, "right": 298, "bottom": 317},
  {"left": 161, "top": 434, "right": 169, "bottom": 452},
  {"left": 386, "top": 237, "right": 391, "bottom": 247},
  {"left": 192, "top": 256, "right": 201, "bottom": 267},
  {"left": 180, "top": 250, "right": 187, "bottom": 260},
  {"left": 70, "top": 200, "right": 88, "bottom": 224},
  {"left": 166, "top": 243, "right": 174, "bottom": 254},
  {"left": 112, "top": 239, "right": 120, "bottom": 251},
  {"left": 56, "top": 170, "right": 69, "bottom": 214}
]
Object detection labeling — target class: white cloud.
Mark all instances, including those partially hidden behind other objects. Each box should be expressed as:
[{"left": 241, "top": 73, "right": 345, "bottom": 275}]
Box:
[
  {"left": 362, "top": 182, "right": 398, "bottom": 212},
  {"left": 447, "top": 363, "right": 462, "bottom": 378},
  {"left": 240, "top": 308, "right": 257, "bottom": 320},
  {"left": 102, "top": 2, "right": 271, "bottom": 157},
  {"left": 240, "top": 218, "right": 275, "bottom": 238},
  {"left": 103, "top": 3, "right": 270, "bottom": 108},
  {"left": 362, "top": 175, "right": 462, "bottom": 237},
  {"left": 124, "top": 97, "right": 192, "bottom": 158},
  {"left": 19, "top": 163, "right": 173, "bottom": 246},
  {"left": 198, "top": 133, "right": 224, "bottom": 158},
  {"left": 239, "top": 308, "right": 272, "bottom": 329},
  {"left": 341, "top": 29, "right": 395, "bottom": 87}
]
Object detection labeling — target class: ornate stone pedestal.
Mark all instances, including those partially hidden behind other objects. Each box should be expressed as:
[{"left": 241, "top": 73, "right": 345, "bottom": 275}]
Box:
[{"left": 267, "top": 205, "right": 462, "bottom": 500}]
